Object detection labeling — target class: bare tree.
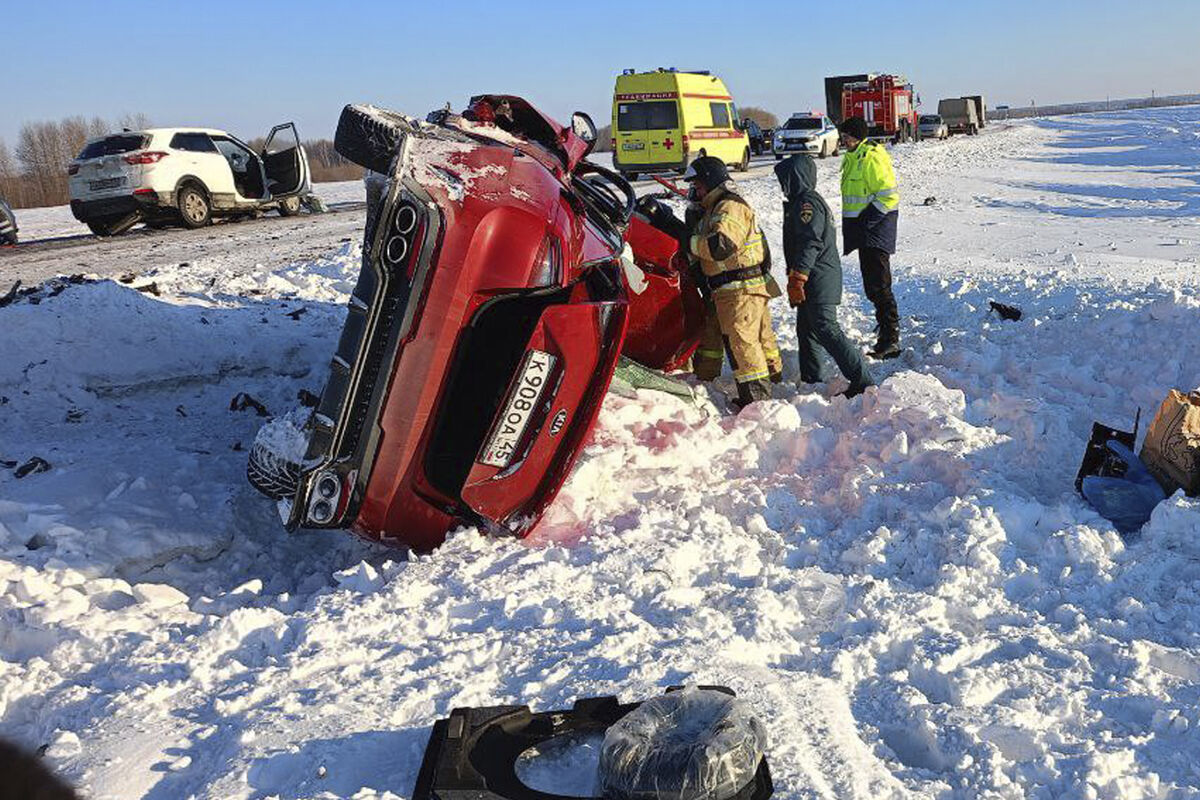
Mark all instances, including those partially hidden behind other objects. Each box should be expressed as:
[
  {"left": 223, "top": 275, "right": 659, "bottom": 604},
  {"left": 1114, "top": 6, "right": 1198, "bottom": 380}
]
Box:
[
  {"left": 0, "top": 138, "right": 25, "bottom": 206},
  {"left": 740, "top": 107, "right": 779, "bottom": 129},
  {"left": 117, "top": 112, "right": 152, "bottom": 132},
  {"left": 594, "top": 124, "right": 612, "bottom": 152}
]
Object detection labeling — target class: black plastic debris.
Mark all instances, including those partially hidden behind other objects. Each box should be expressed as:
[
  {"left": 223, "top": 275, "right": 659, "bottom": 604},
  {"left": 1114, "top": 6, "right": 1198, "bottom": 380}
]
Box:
[
  {"left": 988, "top": 300, "right": 1022, "bottom": 321},
  {"left": 923, "top": 196, "right": 937, "bottom": 206},
  {"left": 286, "top": 307, "right": 308, "bottom": 320},
  {"left": 297, "top": 389, "right": 320, "bottom": 408},
  {"left": 1076, "top": 411, "right": 1140, "bottom": 493},
  {"left": 0, "top": 281, "right": 23, "bottom": 308},
  {"left": 413, "top": 687, "right": 772, "bottom": 800},
  {"left": 175, "top": 405, "right": 188, "bottom": 418},
  {"left": 14, "top": 457, "right": 51, "bottom": 479},
  {"left": 229, "top": 393, "right": 270, "bottom": 417}
]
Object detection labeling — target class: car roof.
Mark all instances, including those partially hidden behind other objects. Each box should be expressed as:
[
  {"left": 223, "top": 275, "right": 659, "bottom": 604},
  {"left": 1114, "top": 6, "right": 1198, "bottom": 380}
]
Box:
[
  {"left": 145, "top": 127, "right": 230, "bottom": 136},
  {"left": 87, "top": 127, "right": 230, "bottom": 142}
]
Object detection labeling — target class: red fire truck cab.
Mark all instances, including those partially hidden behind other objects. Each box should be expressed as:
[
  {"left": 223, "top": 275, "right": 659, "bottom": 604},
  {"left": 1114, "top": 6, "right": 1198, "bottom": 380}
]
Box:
[{"left": 841, "top": 75, "right": 920, "bottom": 142}]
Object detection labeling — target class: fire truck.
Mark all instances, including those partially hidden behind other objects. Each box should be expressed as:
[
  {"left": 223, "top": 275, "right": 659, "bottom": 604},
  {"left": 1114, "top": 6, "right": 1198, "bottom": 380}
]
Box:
[{"left": 839, "top": 74, "right": 920, "bottom": 142}]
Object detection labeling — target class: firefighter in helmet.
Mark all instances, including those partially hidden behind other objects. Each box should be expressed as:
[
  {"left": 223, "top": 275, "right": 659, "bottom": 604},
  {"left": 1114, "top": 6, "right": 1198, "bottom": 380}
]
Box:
[{"left": 684, "top": 156, "right": 781, "bottom": 408}]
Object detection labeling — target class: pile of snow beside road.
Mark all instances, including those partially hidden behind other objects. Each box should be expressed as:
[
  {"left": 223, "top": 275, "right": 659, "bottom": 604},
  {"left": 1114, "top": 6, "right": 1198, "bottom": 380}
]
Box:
[{"left": 1, "top": 108, "right": 1200, "bottom": 799}]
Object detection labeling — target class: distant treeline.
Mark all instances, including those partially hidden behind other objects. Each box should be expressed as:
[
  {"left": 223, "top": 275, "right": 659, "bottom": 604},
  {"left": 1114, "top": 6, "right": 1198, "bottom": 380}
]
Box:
[
  {"left": 992, "top": 93, "right": 1200, "bottom": 120},
  {"left": 0, "top": 115, "right": 362, "bottom": 209}
]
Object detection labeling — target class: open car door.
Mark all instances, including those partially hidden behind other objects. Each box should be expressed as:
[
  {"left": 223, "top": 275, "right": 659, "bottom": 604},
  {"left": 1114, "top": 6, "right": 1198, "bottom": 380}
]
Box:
[
  {"left": 621, "top": 212, "right": 705, "bottom": 372},
  {"left": 261, "top": 122, "right": 310, "bottom": 198}
]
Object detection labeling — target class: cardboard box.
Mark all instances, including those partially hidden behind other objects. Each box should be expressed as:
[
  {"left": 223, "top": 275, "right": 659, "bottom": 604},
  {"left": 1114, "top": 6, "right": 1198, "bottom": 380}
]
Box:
[{"left": 1140, "top": 389, "right": 1200, "bottom": 496}]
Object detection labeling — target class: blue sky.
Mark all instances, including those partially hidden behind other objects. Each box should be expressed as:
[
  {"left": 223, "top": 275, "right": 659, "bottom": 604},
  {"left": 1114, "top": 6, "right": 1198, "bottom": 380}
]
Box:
[{"left": 5, "top": 0, "right": 1198, "bottom": 146}]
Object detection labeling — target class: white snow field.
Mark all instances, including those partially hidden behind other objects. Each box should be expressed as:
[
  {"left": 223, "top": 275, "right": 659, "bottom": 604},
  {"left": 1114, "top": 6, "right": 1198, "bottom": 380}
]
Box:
[{"left": 2, "top": 106, "right": 1200, "bottom": 799}]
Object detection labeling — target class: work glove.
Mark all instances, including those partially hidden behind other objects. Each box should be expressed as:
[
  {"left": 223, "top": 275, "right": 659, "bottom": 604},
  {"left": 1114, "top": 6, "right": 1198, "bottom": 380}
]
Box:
[{"left": 787, "top": 272, "right": 808, "bottom": 307}]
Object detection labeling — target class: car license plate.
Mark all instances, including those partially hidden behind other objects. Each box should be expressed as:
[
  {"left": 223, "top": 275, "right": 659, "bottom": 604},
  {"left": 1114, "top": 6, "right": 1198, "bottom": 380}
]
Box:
[
  {"left": 89, "top": 177, "right": 126, "bottom": 191},
  {"left": 622, "top": 142, "right": 645, "bottom": 151},
  {"left": 478, "top": 349, "right": 557, "bottom": 468}
]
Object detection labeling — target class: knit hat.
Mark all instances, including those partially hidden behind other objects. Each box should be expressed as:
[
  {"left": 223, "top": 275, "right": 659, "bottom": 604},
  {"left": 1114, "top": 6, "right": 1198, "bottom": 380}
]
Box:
[{"left": 838, "top": 116, "right": 869, "bottom": 141}]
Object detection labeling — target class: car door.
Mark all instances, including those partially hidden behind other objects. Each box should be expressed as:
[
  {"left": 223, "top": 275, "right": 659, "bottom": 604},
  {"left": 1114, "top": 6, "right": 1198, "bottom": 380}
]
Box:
[
  {"left": 615, "top": 101, "right": 652, "bottom": 165},
  {"left": 173, "top": 132, "right": 237, "bottom": 202},
  {"left": 260, "top": 122, "right": 310, "bottom": 199}
]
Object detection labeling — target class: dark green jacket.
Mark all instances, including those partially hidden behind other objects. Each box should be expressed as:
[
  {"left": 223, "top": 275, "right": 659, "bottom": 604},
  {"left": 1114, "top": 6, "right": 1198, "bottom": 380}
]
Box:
[{"left": 775, "top": 155, "right": 842, "bottom": 306}]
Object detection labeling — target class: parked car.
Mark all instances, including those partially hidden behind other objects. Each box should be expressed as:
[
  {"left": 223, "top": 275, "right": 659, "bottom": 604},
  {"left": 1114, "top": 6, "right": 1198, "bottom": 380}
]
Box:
[
  {"left": 741, "top": 118, "right": 767, "bottom": 155},
  {"left": 773, "top": 113, "right": 839, "bottom": 159},
  {"left": 248, "top": 96, "right": 704, "bottom": 551},
  {"left": 918, "top": 114, "right": 948, "bottom": 140},
  {"left": 0, "top": 197, "right": 16, "bottom": 245},
  {"left": 68, "top": 124, "right": 311, "bottom": 236}
]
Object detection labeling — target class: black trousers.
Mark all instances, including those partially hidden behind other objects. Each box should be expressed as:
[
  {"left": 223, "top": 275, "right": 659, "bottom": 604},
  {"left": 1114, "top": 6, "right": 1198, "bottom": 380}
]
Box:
[{"left": 859, "top": 247, "right": 899, "bottom": 337}]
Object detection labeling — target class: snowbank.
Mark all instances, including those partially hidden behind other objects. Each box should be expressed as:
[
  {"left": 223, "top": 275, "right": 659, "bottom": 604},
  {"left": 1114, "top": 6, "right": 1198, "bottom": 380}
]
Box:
[{"left": 1, "top": 108, "right": 1199, "bottom": 799}]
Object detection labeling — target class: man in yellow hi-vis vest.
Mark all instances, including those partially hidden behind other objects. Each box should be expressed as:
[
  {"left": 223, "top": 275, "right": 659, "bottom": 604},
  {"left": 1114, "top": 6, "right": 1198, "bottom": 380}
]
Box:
[
  {"left": 838, "top": 116, "right": 902, "bottom": 359},
  {"left": 685, "top": 156, "right": 781, "bottom": 409}
]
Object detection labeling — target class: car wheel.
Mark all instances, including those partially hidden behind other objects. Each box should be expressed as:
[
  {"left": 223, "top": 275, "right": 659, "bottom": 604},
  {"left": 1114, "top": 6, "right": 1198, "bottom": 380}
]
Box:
[
  {"left": 818, "top": 141, "right": 828, "bottom": 159},
  {"left": 246, "top": 437, "right": 301, "bottom": 501},
  {"left": 177, "top": 184, "right": 211, "bottom": 229},
  {"left": 86, "top": 212, "right": 140, "bottom": 237},
  {"left": 737, "top": 148, "right": 750, "bottom": 171},
  {"left": 278, "top": 195, "right": 302, "bottom": 217},
  {"left": 334, "top": 103, "right": 415, "bottom": 175}
]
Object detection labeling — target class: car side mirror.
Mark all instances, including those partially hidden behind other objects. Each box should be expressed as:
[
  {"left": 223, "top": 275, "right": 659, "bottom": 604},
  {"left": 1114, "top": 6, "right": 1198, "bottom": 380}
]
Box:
[{"left": 571, "top": 111, "right": 597, "bottom": 154}]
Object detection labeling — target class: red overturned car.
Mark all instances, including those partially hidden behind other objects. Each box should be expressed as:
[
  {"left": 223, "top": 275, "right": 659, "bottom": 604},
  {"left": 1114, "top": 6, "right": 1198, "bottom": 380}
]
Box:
[{"left": 248, "top": 96, "right": 705, "bottom": 551}]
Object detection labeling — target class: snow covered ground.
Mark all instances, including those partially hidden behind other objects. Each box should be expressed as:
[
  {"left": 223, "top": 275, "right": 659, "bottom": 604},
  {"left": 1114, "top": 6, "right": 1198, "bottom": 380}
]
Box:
[{"left": 2, "top": 106, "right": 1199, "bottom": 799}]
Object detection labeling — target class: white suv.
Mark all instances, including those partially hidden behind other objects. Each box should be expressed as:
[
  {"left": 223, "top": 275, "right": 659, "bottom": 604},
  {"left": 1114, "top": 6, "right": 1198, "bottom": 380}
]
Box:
[
  {"left": 772, "top": 113, "right": 840, "bottom": 159},
  {"left": 69, "top": 123, "right": 311, "bottom": 236}
]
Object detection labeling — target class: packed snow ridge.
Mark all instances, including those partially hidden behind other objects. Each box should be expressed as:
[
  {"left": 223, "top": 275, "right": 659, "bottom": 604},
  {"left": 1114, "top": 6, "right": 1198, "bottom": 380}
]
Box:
[{"left": 1, "top": 106, "right": 1199, "bottom": 799}]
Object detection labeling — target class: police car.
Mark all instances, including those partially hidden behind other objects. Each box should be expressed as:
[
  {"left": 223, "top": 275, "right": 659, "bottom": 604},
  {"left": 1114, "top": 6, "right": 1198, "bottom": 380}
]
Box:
[{"left": 772, "top": 113, "right": 840, "bottom": 159}]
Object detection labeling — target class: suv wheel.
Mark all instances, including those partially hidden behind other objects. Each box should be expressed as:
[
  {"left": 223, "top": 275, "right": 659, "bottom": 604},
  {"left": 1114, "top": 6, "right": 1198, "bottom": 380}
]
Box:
[
  {"left": 278, "top": 195, "right": 302, "bottom": 217},
  {"left": 87, "top": 212, "right": 140, "bottom": 237},
  {"left": 177, "top": 184, "right": 211, "bottom": 229}
]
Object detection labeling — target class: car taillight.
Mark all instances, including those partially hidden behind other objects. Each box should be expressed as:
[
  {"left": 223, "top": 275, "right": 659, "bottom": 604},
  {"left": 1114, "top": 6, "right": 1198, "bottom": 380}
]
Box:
[
  {"left": 68, "top": 164, "right": 80, "bottom": 175},
  {"left": 123, "top": 151, "right": 169, "bottom": 165},
  {"left": 681, "top": 134, "right": 690, "bottom": 155}
]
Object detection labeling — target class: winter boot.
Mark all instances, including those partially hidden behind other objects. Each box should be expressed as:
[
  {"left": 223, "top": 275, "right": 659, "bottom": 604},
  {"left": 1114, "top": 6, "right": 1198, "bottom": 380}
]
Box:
[
  {"left": 732, "top": 379, "right": 772, "bottom": 411},
  {"left": 868, "top": 326, "right": 901, "bottom": 360},
  {"left": 839, "top": 383, "right": 873, "bottom": 399}
]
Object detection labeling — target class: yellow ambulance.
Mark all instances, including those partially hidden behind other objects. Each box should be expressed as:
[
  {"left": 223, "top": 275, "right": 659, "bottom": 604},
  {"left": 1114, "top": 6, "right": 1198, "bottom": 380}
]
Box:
[{"left": 611, "top": 69, "right": 752, "bottom": 180}]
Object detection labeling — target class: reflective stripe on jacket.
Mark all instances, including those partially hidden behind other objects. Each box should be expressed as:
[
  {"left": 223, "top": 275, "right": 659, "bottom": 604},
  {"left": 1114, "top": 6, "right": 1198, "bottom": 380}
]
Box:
[
  {"left": 841, "top": 141, "right": 899, "bottom": 218},
  {"left": 689, "top": 183, "right": 767, "bottom": 294}
]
